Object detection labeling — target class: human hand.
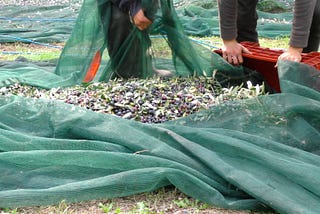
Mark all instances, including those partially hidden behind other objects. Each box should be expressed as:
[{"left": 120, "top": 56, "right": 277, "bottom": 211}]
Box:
[
  {"left": 277, "top": 47, "right": 303, "bottom": 66},
  {"left": 221, "top": 39, "right": 251, "bottom": 65},
  {"left": 133, "top": 9, "right": 152, "bottom": 31}
]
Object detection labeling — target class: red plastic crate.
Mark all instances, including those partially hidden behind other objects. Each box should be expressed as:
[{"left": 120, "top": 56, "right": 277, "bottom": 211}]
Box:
[{"left": 214, "top": 41, "right": 320, "bottom": 92}]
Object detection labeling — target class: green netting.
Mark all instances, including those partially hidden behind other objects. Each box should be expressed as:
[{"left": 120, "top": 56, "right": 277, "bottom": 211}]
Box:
[
  {"left": 1, "top": 0, "right": 261, "bottom": 88},
  {"left": 0, "top": 61, "right": 319, "bottom": 213},
  {"left": 0, "top": 0, "right": 294, "bottom": 43},
  {"left": 0, "top": 0, "right": 320, "bottom": 213}
]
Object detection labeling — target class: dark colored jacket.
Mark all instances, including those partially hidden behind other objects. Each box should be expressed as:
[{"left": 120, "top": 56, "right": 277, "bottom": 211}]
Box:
[
  {"left": 111, "top": 0, "right": 159, "bottom": 21},
  {"left": 111, "top": 0, "right": 142, "bottom": 17}
]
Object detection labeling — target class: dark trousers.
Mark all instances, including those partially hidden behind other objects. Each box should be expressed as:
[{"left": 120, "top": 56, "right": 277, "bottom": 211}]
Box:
[
  {"left": 303, "top": 0, "right": 320, "bottom": 52},
  {"left": 107, "top": 5, "right": 151, "bottom": 79},
  {"left": 236, "top": 0, "right": 320, "bottom": 52},
  {"left": 236, "top": 0, "right": 259, "bottom": 43}
]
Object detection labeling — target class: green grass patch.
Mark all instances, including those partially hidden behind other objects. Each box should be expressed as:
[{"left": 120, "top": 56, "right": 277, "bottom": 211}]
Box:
[{"left": 0, "top": 36, "right": 290, "bottom": 62}]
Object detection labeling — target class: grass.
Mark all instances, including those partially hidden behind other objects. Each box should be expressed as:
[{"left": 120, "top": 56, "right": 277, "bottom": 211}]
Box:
[
  {"left": 0, "top": 42, "right": 62, "bottom": 61},
  {"left": 0, "top": 36, "right": 290, "bottom": 62},
  {"left": 258, "top": 37, "right": 290, "bottom": 49},
  {"left": 1, "top": 187, "right": 266, "bottom": 214}
]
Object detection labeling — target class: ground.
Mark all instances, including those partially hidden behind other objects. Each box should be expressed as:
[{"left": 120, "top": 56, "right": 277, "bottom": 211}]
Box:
[{"left": 9, "top": 187, "right": 264, "bottom": 214}]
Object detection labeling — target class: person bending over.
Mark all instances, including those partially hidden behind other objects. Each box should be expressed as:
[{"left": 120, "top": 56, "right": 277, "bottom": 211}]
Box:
[{"left": 108, "top": 0, "right": 171, "bottom": 78}]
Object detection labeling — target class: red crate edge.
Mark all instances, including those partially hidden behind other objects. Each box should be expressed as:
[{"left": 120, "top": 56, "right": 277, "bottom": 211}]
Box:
[{"left": 214, "top": 41, "right": 320, "bottom": 92}]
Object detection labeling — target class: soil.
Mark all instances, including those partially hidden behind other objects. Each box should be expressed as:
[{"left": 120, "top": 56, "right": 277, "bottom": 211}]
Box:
[{"left": 12, "top": 187, "right": 256, "bottom": 214}]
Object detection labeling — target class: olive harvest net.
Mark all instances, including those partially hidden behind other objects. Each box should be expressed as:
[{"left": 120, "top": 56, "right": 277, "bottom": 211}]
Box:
[{"left": 0, "top": 0, "right": 320, "bottom": 213}]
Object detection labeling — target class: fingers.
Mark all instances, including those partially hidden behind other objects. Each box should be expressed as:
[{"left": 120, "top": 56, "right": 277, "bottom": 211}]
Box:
[
  {"left": 276, "top": 51, "right": 302, "bottom": 67},
  {"left": 278, "top": 54, "right": 301, "bottom": 62},
  {"left": 221, "top": 42, "right": 249, "bottom": 65},
  {"left": 242, "top": 47, "right": 252, "bottom": 55},
  {"left": 133, "top": 9, "right": 152, "bottom": 31},
  {"left": 276, "top": 47, "right": 303, "bottom": 66},
  {"left": 223, "top": 55, "right": 243, "bottom": 65}
]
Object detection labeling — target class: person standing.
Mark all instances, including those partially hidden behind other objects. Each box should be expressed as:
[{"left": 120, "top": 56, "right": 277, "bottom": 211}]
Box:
[{"left": 217, "top": 0, "right": 320, "bottom": 65}]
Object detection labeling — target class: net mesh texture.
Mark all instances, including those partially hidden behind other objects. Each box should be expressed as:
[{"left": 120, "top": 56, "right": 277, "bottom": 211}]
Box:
[{"left": 0, "top": 0, "right": 319, "bottom": 213}]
